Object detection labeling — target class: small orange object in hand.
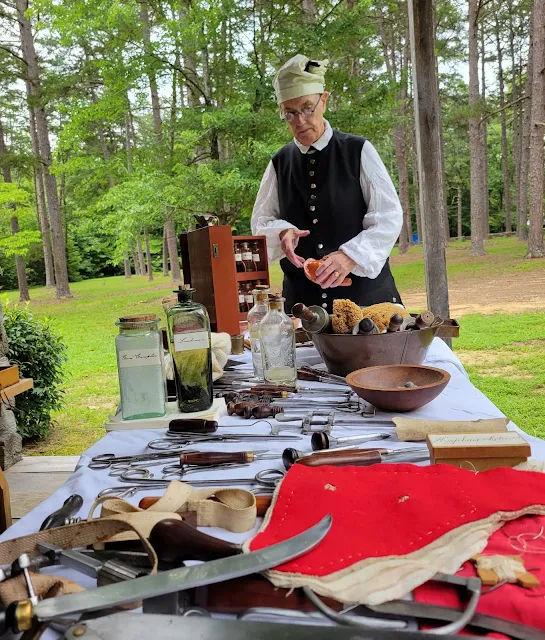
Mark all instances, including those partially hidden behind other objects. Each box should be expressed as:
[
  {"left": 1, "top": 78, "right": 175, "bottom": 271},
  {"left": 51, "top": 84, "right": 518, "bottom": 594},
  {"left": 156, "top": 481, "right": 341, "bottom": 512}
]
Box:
[{"left": 303, "top": 258, "right": 352, "bottom": 286}]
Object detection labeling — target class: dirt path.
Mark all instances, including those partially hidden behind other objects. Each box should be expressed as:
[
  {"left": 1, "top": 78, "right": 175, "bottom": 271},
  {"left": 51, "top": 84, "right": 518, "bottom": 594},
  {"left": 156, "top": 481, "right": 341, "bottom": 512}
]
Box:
[{"left": 402, "top": 267, "right": 545, "bottom": 316}]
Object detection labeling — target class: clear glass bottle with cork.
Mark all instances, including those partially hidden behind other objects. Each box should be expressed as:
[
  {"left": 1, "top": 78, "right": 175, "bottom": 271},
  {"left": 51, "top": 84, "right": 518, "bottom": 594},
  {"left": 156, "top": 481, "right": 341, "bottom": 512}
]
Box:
[
  {"left": 167, "top": 285, "right": 213, "bottom": 413},
  {"left": 241, "top": 241, "right": 255, "bottom": 272},
  {"left": 115, "top": 314, "right": 166, "bottom": 420},
  {"left": 247, "top": 285, "right": 270, "bottom": 380},
  {"left": 259, "top": 295, "right": 297, "bottom": 387}
]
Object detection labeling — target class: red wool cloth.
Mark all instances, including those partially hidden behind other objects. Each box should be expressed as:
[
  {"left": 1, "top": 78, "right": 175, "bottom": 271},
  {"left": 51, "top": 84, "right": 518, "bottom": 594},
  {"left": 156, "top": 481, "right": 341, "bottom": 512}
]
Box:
[
  {"left": 414, "top": 513, "right": 545, "bottom": 635},
  {"left": 249, "top": 464, "right": 545, "bottom": 578}
]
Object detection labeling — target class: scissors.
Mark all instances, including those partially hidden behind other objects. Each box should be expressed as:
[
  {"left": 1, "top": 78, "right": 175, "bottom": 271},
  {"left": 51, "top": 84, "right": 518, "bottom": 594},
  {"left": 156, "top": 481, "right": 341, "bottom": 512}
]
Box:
[
  {"left": 147, "top": 434, "right": 301, "bottom": 451},
  {"left": 89, "top": 452, "right": 183, "bottom": 470},
  {"left": 122, "top": 463, "right": 249, "bottom": 481},
  {"left": 116, "top": 468, "right": 286, "bottom": 488}
]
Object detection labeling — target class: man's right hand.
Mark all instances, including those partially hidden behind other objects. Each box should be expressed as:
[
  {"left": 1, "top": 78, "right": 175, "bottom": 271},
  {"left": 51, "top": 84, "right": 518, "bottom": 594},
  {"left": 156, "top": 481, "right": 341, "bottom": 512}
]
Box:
[{"left": 280, "top": 228, "right": 310, "bottom": 268}]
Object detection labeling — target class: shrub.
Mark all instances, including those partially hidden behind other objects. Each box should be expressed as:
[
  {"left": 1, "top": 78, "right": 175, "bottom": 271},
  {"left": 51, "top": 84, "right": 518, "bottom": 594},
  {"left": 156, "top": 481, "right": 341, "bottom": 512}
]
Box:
[{"left": 2, "top": 302, "right": 67, "bottom": 439}]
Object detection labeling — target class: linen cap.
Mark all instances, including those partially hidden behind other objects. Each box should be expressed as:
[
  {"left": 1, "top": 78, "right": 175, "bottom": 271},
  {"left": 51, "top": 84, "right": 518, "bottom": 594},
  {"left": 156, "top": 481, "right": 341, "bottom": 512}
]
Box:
[{"left": 273, "top": 54, "right": 328, "bottom": 104}]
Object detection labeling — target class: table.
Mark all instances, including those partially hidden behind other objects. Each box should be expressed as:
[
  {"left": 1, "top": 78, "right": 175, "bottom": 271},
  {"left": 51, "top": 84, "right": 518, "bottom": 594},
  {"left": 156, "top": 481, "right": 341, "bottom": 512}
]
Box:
[{"left": 1, "top": 338, "right": 544, "bottom": 637}]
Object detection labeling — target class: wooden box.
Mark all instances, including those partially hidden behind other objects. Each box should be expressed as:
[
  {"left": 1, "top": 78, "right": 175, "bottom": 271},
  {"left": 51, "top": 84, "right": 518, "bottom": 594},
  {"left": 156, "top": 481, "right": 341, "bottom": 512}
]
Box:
[
  {"left": 0, "top": 365, "right": 19, "bottom": 389},
  {"left": 179, "top": 226, "right": 270, "bottom": 336},
  {"left": 426, "top": 432, "right": 531, "bottom": 471}
]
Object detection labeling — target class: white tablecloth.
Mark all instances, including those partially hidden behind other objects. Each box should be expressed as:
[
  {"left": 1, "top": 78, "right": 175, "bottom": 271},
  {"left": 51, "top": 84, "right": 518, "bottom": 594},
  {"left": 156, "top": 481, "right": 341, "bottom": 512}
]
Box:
[
  {"left": 1, "top": 338, "right": 544, "bottom": 637},
  {"left": 3, "top": 337, "right": 545, "bottom": 543}
]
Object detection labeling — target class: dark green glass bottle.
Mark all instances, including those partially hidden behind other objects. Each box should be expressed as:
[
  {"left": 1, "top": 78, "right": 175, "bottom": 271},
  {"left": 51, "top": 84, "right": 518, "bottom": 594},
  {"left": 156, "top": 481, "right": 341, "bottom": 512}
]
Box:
[{"left": 166, "top": 286, "right": 213, "bottom": 413}]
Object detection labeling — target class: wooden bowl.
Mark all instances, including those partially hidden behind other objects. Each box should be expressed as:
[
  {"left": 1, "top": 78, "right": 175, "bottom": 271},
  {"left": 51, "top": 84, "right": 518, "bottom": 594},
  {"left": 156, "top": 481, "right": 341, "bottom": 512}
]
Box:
[
  {"left": 345, "top": 364, "right": 451, "bottom": 412},
  {"left": 312, "top": 326, "right": 440, "bottom": 377}
]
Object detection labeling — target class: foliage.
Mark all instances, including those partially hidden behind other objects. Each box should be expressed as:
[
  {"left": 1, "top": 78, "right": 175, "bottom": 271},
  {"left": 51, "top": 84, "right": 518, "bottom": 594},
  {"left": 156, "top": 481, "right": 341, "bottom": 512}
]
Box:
[{"left": 2, "top": 300, "right": 68, "bottom": 440}]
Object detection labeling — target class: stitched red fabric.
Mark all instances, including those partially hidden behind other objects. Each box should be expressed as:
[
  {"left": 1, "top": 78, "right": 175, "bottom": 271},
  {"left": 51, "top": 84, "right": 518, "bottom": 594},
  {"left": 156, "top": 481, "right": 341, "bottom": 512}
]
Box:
[
  {"left": 414, "top": 514, "right": 545, "bottom": 635},
  {"left": 249, "top": 464, "right": 545, "bottom": 577}
]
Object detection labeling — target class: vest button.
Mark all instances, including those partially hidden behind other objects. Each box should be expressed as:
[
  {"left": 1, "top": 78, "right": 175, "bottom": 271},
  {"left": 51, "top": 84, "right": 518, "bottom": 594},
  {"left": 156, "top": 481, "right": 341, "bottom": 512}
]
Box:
[
  {"left": 310, "top": 159, "right": 316, "bottom": 165},
  {"left": 318, "top": 244, "right": 324, "bottom": 249},
  {"left": 310, "top": 184, "right": 316, "bottom": 189},
  {"left": 312, "top": 219, "right": 318, "bottom": 224},
  {"left": 310, "top": 194, "right": 317, "bottom": 200},
  {"left": 309, "top": 171, "right": 315, "bottom": 176},
  {"left": 322, "top": 293, "right": 327, "bottom": 299},
  {"left": 310, "top": 206, "right": 316, "bottom": 211},
  {"left": 322, "top": 303, "right": 327, "bottom": 308}
]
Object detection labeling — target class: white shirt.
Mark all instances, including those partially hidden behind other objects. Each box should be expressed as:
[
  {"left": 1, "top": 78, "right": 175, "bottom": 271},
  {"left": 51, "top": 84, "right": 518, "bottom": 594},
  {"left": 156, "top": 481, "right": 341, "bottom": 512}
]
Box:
[{"left": 250, "top": 120, "right": 403, "bottom": 279}]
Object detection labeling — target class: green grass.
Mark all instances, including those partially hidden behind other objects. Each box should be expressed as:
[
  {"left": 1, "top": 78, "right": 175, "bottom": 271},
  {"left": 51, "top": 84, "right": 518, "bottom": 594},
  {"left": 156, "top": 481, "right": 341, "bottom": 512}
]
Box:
[{"left": 3, "top": 236, "right": 545, "bottom": 454}]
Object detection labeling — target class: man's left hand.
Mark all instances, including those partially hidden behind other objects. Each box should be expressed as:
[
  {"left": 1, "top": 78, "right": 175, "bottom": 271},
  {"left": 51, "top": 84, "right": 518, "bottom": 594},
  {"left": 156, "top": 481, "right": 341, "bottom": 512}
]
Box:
[{"left": 314, "top": 251, "right": 356, "bottom": 288}]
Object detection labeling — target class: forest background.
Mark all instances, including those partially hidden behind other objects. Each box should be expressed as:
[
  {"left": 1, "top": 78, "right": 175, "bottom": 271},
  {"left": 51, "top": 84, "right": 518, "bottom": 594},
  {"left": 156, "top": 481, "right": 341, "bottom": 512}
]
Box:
[{"left": 0, "top": 0, "right": 544, "bottom": 297}]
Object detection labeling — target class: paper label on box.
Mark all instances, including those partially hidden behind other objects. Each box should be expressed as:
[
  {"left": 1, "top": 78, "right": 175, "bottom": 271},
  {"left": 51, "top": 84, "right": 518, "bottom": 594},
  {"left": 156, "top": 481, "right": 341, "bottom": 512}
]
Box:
[
  {"left": 173, "top": 332, "right": 209, "bottom": 352},
  {"left": 118, "top": 349, "right": 161, "bottom": 368},
  {"left": 428, "top": 432, "right": 526, "bottom": 447}
]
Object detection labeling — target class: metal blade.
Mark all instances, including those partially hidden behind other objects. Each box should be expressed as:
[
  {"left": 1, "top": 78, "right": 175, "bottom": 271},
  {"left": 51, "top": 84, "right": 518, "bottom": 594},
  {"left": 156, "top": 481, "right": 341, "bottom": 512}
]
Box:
[{"left": 34, "top": 514, "right": 332, "bottom": 621}]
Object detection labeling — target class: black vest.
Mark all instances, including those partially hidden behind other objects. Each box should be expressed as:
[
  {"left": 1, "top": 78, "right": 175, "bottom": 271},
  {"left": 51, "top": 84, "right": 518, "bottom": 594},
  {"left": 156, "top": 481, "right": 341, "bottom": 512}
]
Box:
[{"left": 272, "top": 129, "right": 401, "bottom": 314}]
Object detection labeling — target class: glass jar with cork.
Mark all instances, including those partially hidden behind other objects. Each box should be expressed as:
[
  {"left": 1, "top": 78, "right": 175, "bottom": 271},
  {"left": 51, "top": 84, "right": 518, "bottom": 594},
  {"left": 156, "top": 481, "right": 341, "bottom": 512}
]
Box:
[{"left": 115, "top": 314, "right": 166, "bottom": 420}]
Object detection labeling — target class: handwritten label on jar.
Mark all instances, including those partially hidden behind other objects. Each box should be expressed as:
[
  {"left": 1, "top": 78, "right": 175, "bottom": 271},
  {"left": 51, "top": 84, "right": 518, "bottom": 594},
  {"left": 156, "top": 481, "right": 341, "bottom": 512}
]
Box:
[
  {"left": 242, "top": 252, "right": 252, "bottom": 260},
  {"left": 235, "top": 254, "right": 242, "bottom": 261},
  {"left": 118, "top": 349, "right": 161, "bottom": 368},
  {"left": 252, "top": 253, "right": 260, "bottom": 262},
  {"left": 239, "top": 294, "right": 245, "bottom": 303},
  {"left": 245, "top": 295, "right": 253, "bottom": 304},
  {"left": 174, "top": 331, "right": 209, "bottom": 352}
]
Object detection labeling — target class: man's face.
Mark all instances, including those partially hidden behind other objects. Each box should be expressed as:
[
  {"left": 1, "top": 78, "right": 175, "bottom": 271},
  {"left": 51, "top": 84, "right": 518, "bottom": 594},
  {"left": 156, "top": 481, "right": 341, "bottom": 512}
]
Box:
[{"left": 281, "top": 93, "right": 328, "bottom": 147}]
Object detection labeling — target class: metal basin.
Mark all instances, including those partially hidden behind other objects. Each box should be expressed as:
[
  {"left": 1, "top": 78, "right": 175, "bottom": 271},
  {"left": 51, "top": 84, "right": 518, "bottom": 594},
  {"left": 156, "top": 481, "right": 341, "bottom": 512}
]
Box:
[
  {"left": 311, "top": 326, "right": 439, "bottom": 377},
  {"left": 346, "top": 364, "right": 451, "bottom": 412}
]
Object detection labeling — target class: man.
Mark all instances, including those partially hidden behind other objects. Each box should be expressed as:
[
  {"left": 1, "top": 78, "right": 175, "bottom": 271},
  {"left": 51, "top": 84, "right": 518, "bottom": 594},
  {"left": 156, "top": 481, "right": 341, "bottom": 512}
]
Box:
[{"left": 251, "top": 54, "right": 404, "bottom": 313}]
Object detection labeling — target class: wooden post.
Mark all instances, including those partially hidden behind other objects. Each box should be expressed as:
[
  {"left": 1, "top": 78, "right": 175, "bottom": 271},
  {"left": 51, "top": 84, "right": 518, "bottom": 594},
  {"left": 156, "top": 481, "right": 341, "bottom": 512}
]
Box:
[{"left": 407, "top": 0, "right": 451, "bottom": 331}]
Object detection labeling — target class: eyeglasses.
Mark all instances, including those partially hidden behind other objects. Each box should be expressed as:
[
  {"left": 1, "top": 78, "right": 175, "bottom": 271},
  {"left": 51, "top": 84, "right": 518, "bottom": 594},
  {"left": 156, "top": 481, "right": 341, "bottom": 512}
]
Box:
[{"left": 280, "top": 95, "right": 322, "bottom": 123}]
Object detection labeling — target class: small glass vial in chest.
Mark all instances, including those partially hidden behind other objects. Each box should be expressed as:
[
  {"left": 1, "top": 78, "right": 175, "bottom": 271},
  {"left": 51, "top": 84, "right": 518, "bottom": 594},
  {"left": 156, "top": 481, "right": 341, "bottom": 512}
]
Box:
[
  {"left": 251, "top": 241, "right": 261, "bottom": 270},
  {"left": 115, "top": 314, "right": 166, "bottom": 420},
  {"left": 234, "top": 242, "right": 244, "bottom": 273},
  {"left": 241, "top": 241, "right": 255, "bottom": 272}
]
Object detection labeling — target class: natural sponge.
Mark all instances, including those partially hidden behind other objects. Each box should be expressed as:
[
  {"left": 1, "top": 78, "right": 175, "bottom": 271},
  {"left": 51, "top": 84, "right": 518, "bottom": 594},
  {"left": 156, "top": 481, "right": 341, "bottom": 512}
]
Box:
[
  {"left": 332, "top": 299, "right": 364, "bottom": 334},
  {"left": 361, "top": 303, "right": 410, "bottom": 332}
]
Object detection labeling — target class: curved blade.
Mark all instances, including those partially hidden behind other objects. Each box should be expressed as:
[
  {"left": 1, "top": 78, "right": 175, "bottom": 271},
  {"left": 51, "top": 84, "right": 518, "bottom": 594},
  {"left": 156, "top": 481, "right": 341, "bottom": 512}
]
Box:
[{"left": 35, "top": 514, "right": 332, "bottom": 621}]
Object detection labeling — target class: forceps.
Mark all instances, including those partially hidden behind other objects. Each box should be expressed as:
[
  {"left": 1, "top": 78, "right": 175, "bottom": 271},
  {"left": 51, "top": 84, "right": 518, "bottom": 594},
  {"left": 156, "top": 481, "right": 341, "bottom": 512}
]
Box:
[
  {"left": 123, "top": 463, "right": 250, "bottom": 481},
  {"left": 147, "top": 433, "right": 302, "bottom": 451},
  {"left": 89, "top": 451, "right": 183, "bottom": 470},
  {"left": 106, "top": 468, "right": 286, "bottom": 492}
]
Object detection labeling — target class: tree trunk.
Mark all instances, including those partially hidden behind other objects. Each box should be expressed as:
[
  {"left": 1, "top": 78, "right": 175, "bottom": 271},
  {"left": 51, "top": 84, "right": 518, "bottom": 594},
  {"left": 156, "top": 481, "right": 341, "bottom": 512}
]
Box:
[
  {"left": 0, "top": 116, "right": 30, "bottom": 302},
  {"left": 140, "top": 1, "right": 163, "bottom": 144},
  {"left": 170, "top": 52, "right": 179, "bottom": 160},
  {"left": 480, "top": 28, "right": 489, "bottom": 238},
  {"left": 408, "top": 0, "right": 450, "bottom": 323},
  {"left": 509, "top": 5, "right": 521, "bottom": 227},
  {"left": 518, "top": 19, "right": 533, "bottom": 241},
  {"left": 90, "top": 88, "right": 114, "bottom": 188},
  {"left": 165, "top": 215, "right": 181, "bottom": 281},
  {"left": 495, "top": 20, "right": 512, "bottom": 232},
  {"left": 132, "top": 248, "right": 142, "bottom": 276},
  {"left": 17, "top": 0, "right": 71, "bottom": 298},
  {"left": 125, "top": 112, "right": 132, "bottom": 174},
  {"left": 162, "top": 224, "right": 169, "bottom": 276},
  {"left": 137, "top": 236, "right": 146, "bottom": 275},
  {"left": 526, "top": 0, "right": 545, "bottom": 258},
  {"left": 411, "top": 143, "right": 422, "bottom": 244},
  {"left": 10, "top": 217, "right": 30, "bottom": 302},
  {"left": 124, "top": 255, "right": 132, "bottom": 279},
  {"left": 29, "top": 107, "right": 55, "bottom": 289},
  {"left": 457, "top": 186, "right": 463, "bottom": 240},
  {"left": 394, "top": 125, "right": 412, "bottom": 253},
  {"left": 144, "top": 231, "right": 154, "bottom": 281},
  {"left": 467, "top": 0, "right": 487, "bottom": 256},
  {"left": 302, "top": 0, "right": 316, "bottom": 24}
]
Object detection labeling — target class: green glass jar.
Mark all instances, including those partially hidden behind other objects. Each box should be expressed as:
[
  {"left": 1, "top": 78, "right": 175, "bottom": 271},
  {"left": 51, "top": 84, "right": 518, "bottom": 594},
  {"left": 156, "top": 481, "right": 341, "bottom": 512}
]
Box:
[{"left": 167, "top": 287, "right": 213, "bottom": 413}]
